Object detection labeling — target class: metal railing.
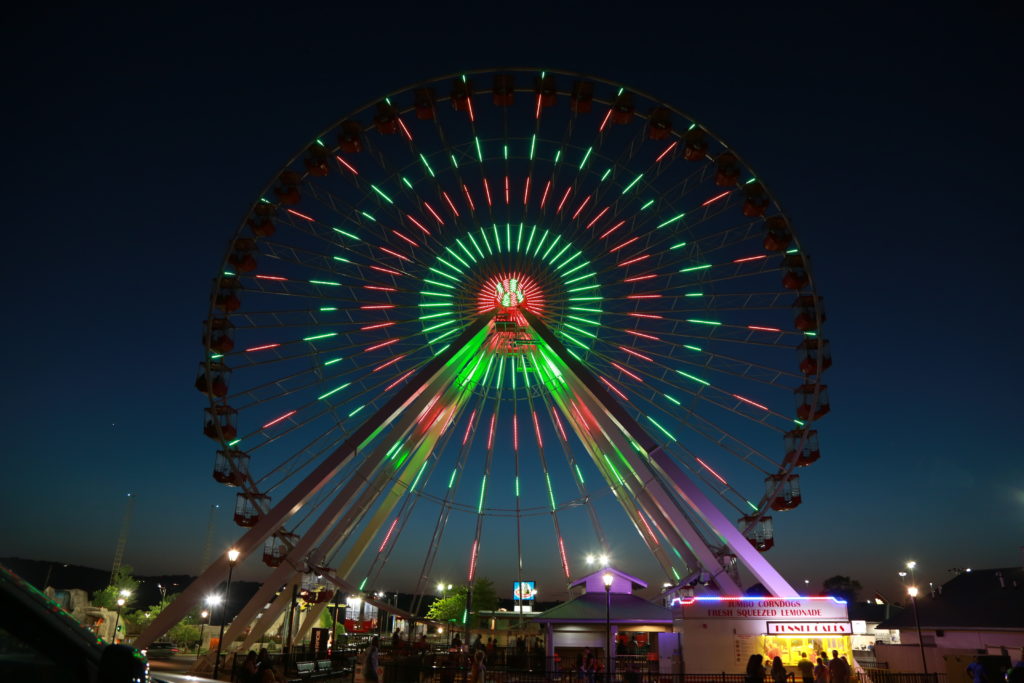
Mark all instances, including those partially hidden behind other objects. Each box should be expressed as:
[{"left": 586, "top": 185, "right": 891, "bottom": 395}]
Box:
[{"left": 860, "top": 668, "right": 946, "bottom": 683}]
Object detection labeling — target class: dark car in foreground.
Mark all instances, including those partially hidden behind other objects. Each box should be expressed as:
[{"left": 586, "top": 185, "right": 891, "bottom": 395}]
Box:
[{"left": 0, "top": 563, "right": 215, "bottom": 683}]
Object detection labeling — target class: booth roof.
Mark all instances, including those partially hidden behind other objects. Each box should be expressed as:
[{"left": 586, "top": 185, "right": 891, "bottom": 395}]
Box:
[
  {"left": 532, "top": 592, "right": 672, "bottom": 624},
  {"left": 569, "top": 567, "right": 648, "bottom": 591}
]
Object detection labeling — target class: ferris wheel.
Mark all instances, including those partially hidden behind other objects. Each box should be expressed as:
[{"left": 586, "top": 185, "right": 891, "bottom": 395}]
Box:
[{"left": 142, "top": 69, "right": 830, "bottom": 652}]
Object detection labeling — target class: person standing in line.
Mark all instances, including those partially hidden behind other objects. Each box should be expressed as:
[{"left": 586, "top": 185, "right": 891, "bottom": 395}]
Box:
[
  {"left": 771, "top": 656, "right": 788, "bottom": 683},
  {"left": 469, "top": 649, "right": 486, "bottom": 683},
  {"left": 797, "top": 653, "right": 814, "bottom": 683},
  {"left": 745, "top": 654, "right": 765, "bottom": 683},
  {"left": 814, "top": 657, "right": 829, "bottom": 683},
  {"left": 828, "top": 650, "right": 849, "bottom": 683},
  {"left": 966, "top": 656, "right": 987, "bottom": 683}
]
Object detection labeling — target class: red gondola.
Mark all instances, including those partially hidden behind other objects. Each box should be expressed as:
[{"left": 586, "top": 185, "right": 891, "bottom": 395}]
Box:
[
  {"left": 743, "top": 182, "right": 770, "bottom": 217},
  {"left": 213, "top": 448, "right": 248, "bottom": 486},
  {"left": 304, "top": 145, "right": 330, "bottom": 177},
  {"left": 571, "top": 81, "right": 593, "bottom": 113},
  {"left": 338, "top": 120, "right": 363, "bottom": 154},
  {"left": 414, "top": 88, "right": 436, "bottom": 120},
  {"left": 203, "top": 405, "right": 237, "bottom": 441},
  {"left": 682, "top": 128, "right": 707, "bottom": 161},
  {"left": 782, "top": 253, "right": 809, "bottom": 290},
  {"left": 763, "top": 215, "right": 792, "bottom": 252},
  {"left": 274, "top": 170, "right": 301, "bottom": 205},
  {"left": 715, "top": 152, "right": 741, "bottom": 186},
  {"left": 784, "top": 429, "right": 820, "bottom": 467},
  {"left": 492, "top": 74, "right": 514, "bottom": 107},
  {"left": 796, "top": 337, "right": 832, "bottom": 374},
  {"left": 451, "top": 78, "right": 472, "bottom": 112},
  {"left": 234, "top": 491, "right": 269, "bottom": 527},
  {"left": 766, "top": 474, "right": 802, "bottom": 511},
  {"left": 648, "top": 106, "right": 672, "bottom": 140},
  {"left": 793, "top": 295, "right": 825, "bottom": 331},
  {"left": 535, "top": 74, "right": 557, "bottom": 108},
  {"left": 373, "top": 101, "right": 398, "bottom": 135},
  {"left": 794, "top": 383, "right": 830, "bottom": 420},
  {"left": 740, "top": 515, "right": 774, "bottom": 551},
  {"left": 611, "top": 92, "right": 634, "bottom": 124}
]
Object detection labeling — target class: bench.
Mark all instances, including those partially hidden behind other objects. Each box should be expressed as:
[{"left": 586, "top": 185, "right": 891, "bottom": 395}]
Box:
[{"left": 291, "top": 659, "right": 350, "bottom": 682}]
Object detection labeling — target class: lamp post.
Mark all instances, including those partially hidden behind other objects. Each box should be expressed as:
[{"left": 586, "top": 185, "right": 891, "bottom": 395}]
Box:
[
  {"left": 331, "top": 591, "right": 342, "bottom": 653},
  {"left": 112, "top": 597, "right": 126, "bottom": 643},
  {"left": 603, "top": 572, "right": 613, "bottom": 679},
  {"left": 197, "top": 609, "right": 210, "bottom": 659},
  {"left": 213, "top": 548, "right": 241, "bottom": 680},
  {"left": 907, "top": 586, "right": 928, "bottom": 675}
]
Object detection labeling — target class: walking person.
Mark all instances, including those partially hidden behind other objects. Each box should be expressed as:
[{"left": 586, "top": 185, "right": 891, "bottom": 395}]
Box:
[
  {"left": 828, "top": 650, "right": 849, "bottom": 683},
  {"left": 814, "top": 657, "right": 829, "bottom": 683},
  {"left": 364, "top": 636, "right": 381, "bottom": 683},
  {"left": 798, "top": 653, "right": 814, "bottom": 683},
  {"left": 469, "top": 649, "right": 487, "bottom": 683}
]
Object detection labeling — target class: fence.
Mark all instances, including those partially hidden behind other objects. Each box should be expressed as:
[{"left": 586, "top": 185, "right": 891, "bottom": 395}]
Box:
[{"left": 860, "top": 667, "right": 947, "bottom": 683}]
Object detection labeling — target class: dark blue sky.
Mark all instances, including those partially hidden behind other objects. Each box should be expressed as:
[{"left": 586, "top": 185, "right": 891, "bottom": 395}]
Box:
[{"left": 2, "top": 4, "right": 1021, "bottom": 603}]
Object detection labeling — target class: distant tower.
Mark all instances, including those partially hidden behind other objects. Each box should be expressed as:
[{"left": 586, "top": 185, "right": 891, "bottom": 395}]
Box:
[
  {"left": 110, "top": 493, "right": 136, "bottom": 584},
  {"left": 199, "top": 504, "right": 220, "bottom": 572}
]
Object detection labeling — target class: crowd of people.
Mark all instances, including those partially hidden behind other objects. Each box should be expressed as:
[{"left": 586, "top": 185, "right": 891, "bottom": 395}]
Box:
[{"left": 745, "top": 650, "right": 851, "bottom": 683}]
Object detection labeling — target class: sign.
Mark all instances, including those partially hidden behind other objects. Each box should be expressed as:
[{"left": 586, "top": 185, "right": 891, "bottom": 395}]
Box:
[
  {"left": 311, "top": 627, "right": 330, "bottom": 654},
  {"left": 675, "top": 596, "right": 848, "bottom": 621},
  {"left": 513, "top": 581, "right": 537, "bottom": 601},
  {"left": 767, "top": 622, "right": 852, "bottom": 635}
]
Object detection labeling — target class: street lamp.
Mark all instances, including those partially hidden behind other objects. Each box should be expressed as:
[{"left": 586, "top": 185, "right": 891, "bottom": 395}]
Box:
[
  {"left": 212, "top": 548, "right": 241, "bottom": 680},
  {"left": 112, "top": 593, "right": 129, "bottom": 644},
  {"left": 603, "top": 572, "right": 613, "bottom": 677},
  {"left": 907, "top": 586, "right": 928, "bottom": 674},
  {"left": 198, "top": 609, "right": 210, "bottom": 659},
  {"left": 906, "top": 561, "right": 918, "bottom": 586}
]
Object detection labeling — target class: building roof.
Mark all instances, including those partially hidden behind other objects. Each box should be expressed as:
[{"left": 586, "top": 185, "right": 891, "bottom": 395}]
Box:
[
  {"left": 878, "top": 567, "right": 1024, "bottom": 631},
  {"left": 569, "top": 567, "right": 647, "bottom": 591},
  {"left": 532, "top": 592, "right": 672, "bottom": 624}
]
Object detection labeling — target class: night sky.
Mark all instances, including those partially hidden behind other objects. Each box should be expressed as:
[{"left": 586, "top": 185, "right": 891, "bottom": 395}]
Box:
[{"left": 2, "top": 5, "right": 1021, "bottom": 605}]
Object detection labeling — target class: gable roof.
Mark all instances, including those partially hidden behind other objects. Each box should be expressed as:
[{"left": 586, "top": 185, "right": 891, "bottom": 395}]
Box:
[
  {"left": 532, "top": 592, "right": 672, "bottom": 624},
  {"left": 569, "top": 567, "right": 647, "bottom": 591},
  {"left": 878, "top": 567, "right": 1024, "bottom": 630}
]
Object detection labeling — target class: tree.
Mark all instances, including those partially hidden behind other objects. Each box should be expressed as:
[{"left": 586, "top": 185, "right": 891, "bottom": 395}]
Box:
[
  {"left": 820, "top": 575, "right": 862, "bottom": 603},
  {"left": 425, "top": 578, "right": 498, "bottom": 627},
  {"left": 92, "top": 565, "right": 141, "bottom": 610}
]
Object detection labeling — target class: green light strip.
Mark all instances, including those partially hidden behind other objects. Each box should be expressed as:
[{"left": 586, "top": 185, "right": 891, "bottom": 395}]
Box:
[
  {"left": 318, "top": 382, "right": 351, "bottom": 400},
  {"left": 303, "top": 332, "right": 338, "bottom": 341},
  {"left": 677, "top": 370, "right": 710, "bottom": 386}
]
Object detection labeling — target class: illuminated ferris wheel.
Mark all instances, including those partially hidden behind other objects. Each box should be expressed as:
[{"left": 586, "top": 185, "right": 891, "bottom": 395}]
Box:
[{"left": 145, "top": 68, "right": 830, "bottom": 652}]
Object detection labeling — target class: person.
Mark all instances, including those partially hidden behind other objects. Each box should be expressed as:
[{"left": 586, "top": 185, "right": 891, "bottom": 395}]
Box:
[
  {"left": 798, "top": 652, "right": 815, "bottom": 683},
  {"left": 967, "top": 657, "right": 987, "bottom": 683},
  {"left": 469, "top": 649, "right": 487, "bottom": 683},
  {"left": 473, "top": 633, "right": 483, "bottom": 651},
  {"left": 745, "top": 654, "right": 765, "bottom": 683},
  {"left": 828, "top": 650, "right": 849, "bottom": 683},
  {"left": 580, "top": 646, "right": 596, "bottom": 683},
  {"left": 256, "top": 648, "right": 280, "bottom": 683},
  {"left": 814, "top": 657, "right": 829, "bottom": 683},
  {"left": 771, "top": 656, "right": 788, "bottom": 683},
  {"left": 240, "top": 650, "right": 259, "bottom": 683},
  {"left": 392, "top": 628, "right": 402, "bottom": 649},
  {"left": 452, "top": 634, "right": 462, "bottom": 651},
  {"left": 364, "top": 636, "right": 381, "bottom": 683}
]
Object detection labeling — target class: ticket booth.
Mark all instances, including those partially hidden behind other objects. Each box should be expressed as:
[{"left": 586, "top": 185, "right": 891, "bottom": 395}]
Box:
[{"left": 673, "top": 596, "right": 852, "bottom": 673}]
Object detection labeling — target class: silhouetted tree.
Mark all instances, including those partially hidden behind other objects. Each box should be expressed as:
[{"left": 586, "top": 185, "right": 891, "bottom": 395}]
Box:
[{"left": 820, "top": 575, "right": 862, "bottom": 603}]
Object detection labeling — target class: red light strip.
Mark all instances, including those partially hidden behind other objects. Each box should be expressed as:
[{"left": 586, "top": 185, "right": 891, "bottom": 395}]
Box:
[
  {"left": 556, "top": 187, "right": 572, "bottom": 214},
  {"left": 442, "top": 191, "right": 460, "bottom": 216},
  {"left": 466, "top": 96, "right": 475, "bottom": 123},
  {"left": 462, "top": 184, "right": 476, "bottom": 212},
  {"left": 585, "top": 206, "right": 609, "bottom": 229},
  {"left": 255, "top": 275, "right": 288, "bottom": 281},
  {"left": 361, "top": 322, "right": 396, "bottom": 330},
  {"left": 262, "top": 410, "right": 297, "bottom": 429},
  {"left": 504, "top": 176, "right": 511, "bottom": 204},
  {"left": 370, "top": 265, "right": 403, "bottom": 276},
  {"left": 482, "top": 178, "right": 493, "bottom": 207},
  {"left": 365, "top": 338, "right": 400, "bottom": 352},
  {"left": 384, "top": 370, "right": 414, "bottom": 392},
  {"left": 558, "top": 536, "right": 570, "bottom": 577},
  {"left": 733, "top": 394, "right": 769, "bottom": 411},
  {"left": 487, "top": 413, "right": 496, "bottom": 450},
  {"left": 610, "top": 236, "right": 639, "bottom": 253},
  {"left": 623, "top": 273, "right": 657, "bottom": 283},
  {"left": 599, "top": 376, "right": 630, "bottom": 400},
  {"left": 463, "top": 409, "right": 476, "bottom": 445},
  {"left": 364, "top": 285, "right": 396, "bottom": 292},
  {"left": 540, "top": 179, "right": 552, "bottom": 209},
  {"left": 637, "top": 510, "right": 657, "bottom": 540},
  {"left": 624, "top": 329, "right": 661, "bottom": 341},
  {"left": 423, "top": 201, "right": 444, "bottom": 225},
  {"left": 619, "top": 254, "right": 650, "bottom": 267},
  {"left": 702, "top": 190, "right": 731, "bottom": 206},
  {"left": 551, "top": 408, "right": 568, "bottom": 442},
  {"left": 748, "top": 325, "right": 782, "bottom": 332},
  {"left": 512, "top": 413, "right": 518, "bottom": 451},
  {"left": 406, "top": 215, "right": 430, "bottom": 235},
  {"left": 599, "top": 220, "right": 627, "bottom": 240},
  {"left": 571, "top": 195, "right": 592, "bottom": 220},
  {"left": 619, "top": 346, "right": 653, "bottom": 362},
  {"left": 734, "top": 254, "right": 767, "bottom": 263},
  {"left": 628, "top": 312, "right": 663, "bottom": 319},
  {"left": 611, "top": 362, "right": 644, "bottom": 382},
  {"left": 532, "top": 410, "right": 543, "bottom": 448},
  {"left": 378, "top": 517, "right": 400, "bottom": 552},
  {"left": 245, "top": 343, "right": 280, "bottom": 352},
  {"left": 391, "top": 230, "right": 419, "bottom": 247},
  {"left": 397, "top": 118, "right": 412, "bottom": 141},
  {"left": 535, "top": 93, "right": 543, "bottom": 119},
  {"left": 373, "top": 355, "right": 405, "bottom": 372},
  {"left": 468, "top": 539, "right": 478, "bottom": 581},
  {"left": 626, "top": 293, "right": 661, "bottom": 299},
  {"left": 379, "top": 247, "right": 412, "bottom": 262},
  {"left": 334, "top": 155, "right": 358, "bottom": 175},
  {"left": 361, "top": 305, "right": 395, "bottom": 310},
  {"left": 655, "top": 140, "right": 679, "bottom": 163},
  {"left": 286, "top": 209, "right": 314, "bottom": 222},
  {"left": 598, "top": 108, "right": 613, "bottom": 132},
  {"left": 695, "top": 457, "right": 728, "bottom": 485},
  {"left": 522, "top": 176, "right": 531, "bottom": 206}
]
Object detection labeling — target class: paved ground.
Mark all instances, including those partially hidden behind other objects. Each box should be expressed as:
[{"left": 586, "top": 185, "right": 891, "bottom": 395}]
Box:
[{"left": 148, "top": 654, "right": 200, "bottom": 674}]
